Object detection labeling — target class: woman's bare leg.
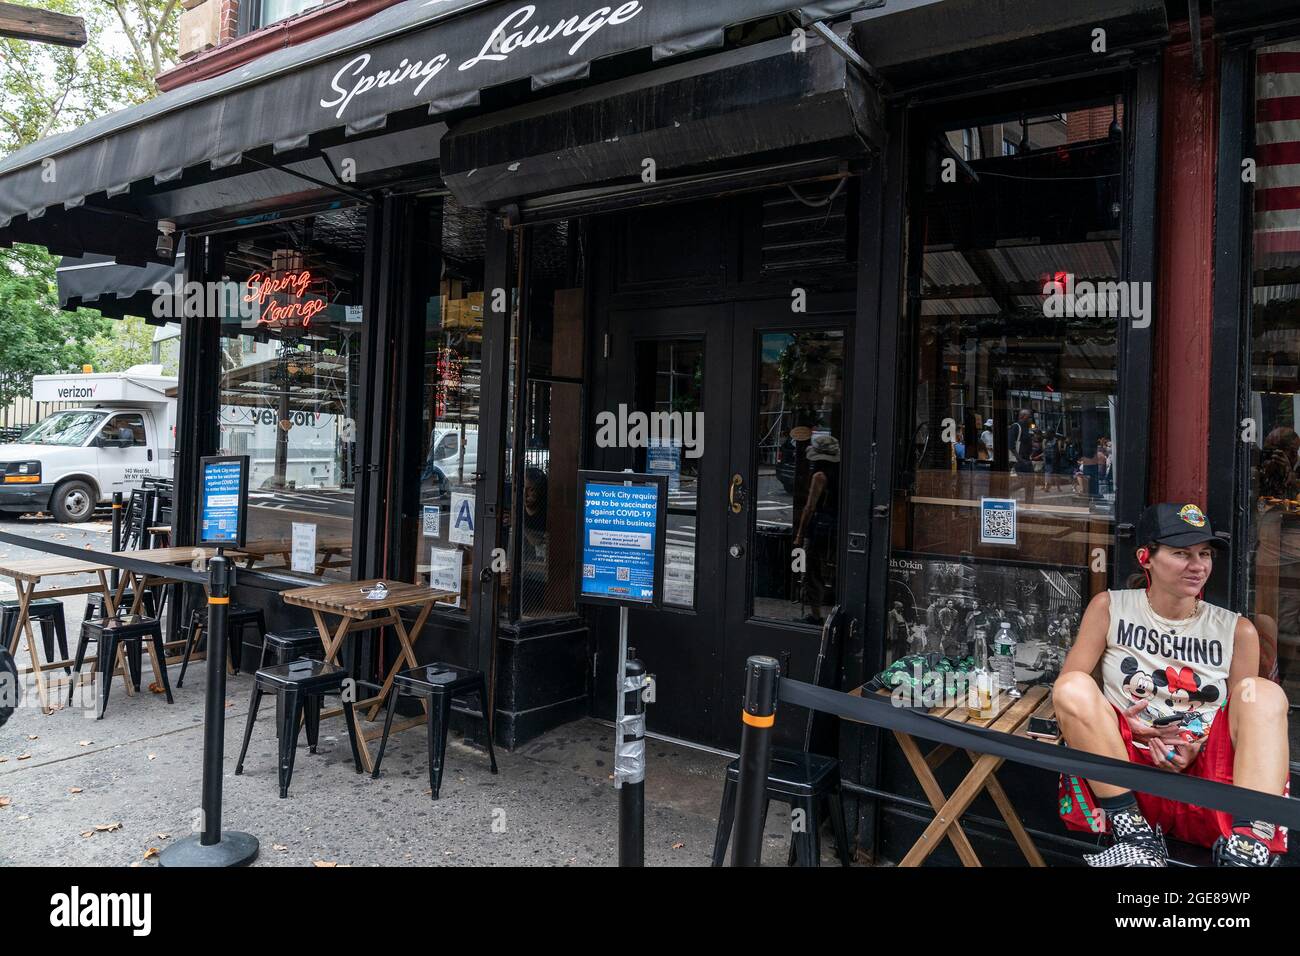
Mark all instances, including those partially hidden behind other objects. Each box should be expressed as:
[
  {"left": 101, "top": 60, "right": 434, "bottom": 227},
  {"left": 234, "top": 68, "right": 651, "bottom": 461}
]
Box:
[
  {"left": 1053, "top": 670, "right": 1130, "bottom": 798},
  {"left": 1229, "top": 678, "right": 1290, "bottom": 795}
]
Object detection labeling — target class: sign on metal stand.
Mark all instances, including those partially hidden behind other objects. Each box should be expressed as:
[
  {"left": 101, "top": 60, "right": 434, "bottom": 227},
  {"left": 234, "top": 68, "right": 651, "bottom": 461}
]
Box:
[
  {"left": 576, "top": 470, "right": 666, "bottom": 867},
  {"left": 161, "top": 455, "right": 258, "bottom": 867}
]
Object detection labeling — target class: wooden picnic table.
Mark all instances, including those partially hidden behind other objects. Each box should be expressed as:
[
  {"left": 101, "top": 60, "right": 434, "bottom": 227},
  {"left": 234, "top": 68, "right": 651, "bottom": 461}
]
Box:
[
  {"left": 280, "top": 579, "right": 454, "bottom": 772},
  {"left": 0, "top": 556, "right": 121, "bottom": 714},
  {"left": 850, "top": 681, "right": 1056, "bottom": 867}
]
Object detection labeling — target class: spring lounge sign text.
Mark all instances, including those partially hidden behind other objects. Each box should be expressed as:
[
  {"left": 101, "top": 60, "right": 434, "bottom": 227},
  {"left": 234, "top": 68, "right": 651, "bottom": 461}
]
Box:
[{"left": 320, "top": 2, "right": 644, "bottom": 120}]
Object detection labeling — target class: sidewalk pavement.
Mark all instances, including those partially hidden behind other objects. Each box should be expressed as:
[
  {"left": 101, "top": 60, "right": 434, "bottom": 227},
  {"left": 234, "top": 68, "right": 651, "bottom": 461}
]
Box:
[{"left": 1, "top": 652, "right": 818, "bottom": 867}]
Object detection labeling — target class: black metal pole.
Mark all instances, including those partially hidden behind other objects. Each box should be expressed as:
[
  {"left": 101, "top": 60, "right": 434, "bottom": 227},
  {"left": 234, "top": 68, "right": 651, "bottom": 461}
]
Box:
[
  {"left": 159, "top": 550, "right": 258, "bottom": 867},
  {"left": 201, "top": 552, "right": 230, "bottom": 845},
  {"left": 619, "top": 657, "right": 647, "bottom": 867},
  {"left": 110, "top": 492, "right": 123, "bottom": 593},
  {"left": 732, "top": 655, "right": 779, "bottom": 867}
]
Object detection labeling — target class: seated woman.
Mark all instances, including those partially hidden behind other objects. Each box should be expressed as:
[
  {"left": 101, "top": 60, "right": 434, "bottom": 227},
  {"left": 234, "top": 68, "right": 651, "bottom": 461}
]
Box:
[{"left": 1054, "top": 502, "right": 1291, "bottom": 867}]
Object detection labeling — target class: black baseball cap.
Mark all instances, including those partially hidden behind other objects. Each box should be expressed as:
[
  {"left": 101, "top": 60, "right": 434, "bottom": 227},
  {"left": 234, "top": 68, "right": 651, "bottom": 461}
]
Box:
[{"left": 1136, "top": 502, "right": 1226, "bottom": 549}]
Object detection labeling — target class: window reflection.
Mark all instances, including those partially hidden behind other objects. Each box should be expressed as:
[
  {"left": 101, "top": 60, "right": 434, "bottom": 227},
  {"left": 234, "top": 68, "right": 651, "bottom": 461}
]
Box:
[
  {"left": 752, "top": 331, "right": 844, "bottom": 624},
  {"left": 415, "top": 197, "right": 489, "bottom": 612},
  {"left": 887, "top": 100, "right": 1125, "bottom": 684},
  {"left": 634, "top": 340, "right": 703, "bottom": 610},
  {"left": 1247, "top": 43, "right": 1300, "bottom": 762},
  {"left": 217, "top": 207, "right": 366, "bottom": 580}
]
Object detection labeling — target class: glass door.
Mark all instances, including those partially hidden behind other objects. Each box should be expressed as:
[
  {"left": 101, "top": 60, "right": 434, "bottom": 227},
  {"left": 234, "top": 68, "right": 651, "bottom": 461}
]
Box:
[{"left": 721, "top": 302, "right": 851, "bottom": 749}]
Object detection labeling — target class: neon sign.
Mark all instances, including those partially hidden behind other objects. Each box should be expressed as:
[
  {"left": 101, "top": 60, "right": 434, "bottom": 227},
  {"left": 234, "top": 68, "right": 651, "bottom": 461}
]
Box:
[{"left": 244, "top": 270, "right": 328, "bottom": 329}]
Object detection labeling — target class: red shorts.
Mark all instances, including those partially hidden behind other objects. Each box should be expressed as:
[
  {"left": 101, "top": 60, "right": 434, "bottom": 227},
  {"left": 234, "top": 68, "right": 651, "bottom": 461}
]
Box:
[{"left": 1058, "top": 697, "right": 1290, "bottom": 852}]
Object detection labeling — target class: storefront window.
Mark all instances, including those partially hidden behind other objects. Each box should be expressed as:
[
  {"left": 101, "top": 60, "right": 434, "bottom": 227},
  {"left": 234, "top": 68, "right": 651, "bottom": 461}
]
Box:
[
  {"left": 216, "top": 206, "right": 367, "bottom": 580},
  {"left": 252, "top": 0, "right": 322, "bottom": 30},
  {"left": 1244, "top": 42, "right": 1300, "bottom": 757},
  {"left": 886, "top": 99, "right": 1127, "bottom": 684},
  {"left": 502, "top": 220, "right": 585, "bottom": 621},
  {"left": 414, "top": 197, "right": 489, "bottom": 614}
]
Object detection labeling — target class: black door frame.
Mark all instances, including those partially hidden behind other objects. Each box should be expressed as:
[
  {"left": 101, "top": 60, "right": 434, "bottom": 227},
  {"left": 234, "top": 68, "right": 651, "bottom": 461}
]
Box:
[{"left": 1206, "top": 37, "right": 1261, "bottom": 611}]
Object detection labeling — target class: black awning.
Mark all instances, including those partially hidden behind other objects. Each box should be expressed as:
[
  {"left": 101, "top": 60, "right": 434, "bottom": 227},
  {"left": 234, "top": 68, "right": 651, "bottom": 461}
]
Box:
[
  {"left": 0, "top": 0, "right": 871, "bottom": 260},
  {"left": 442, "top": 24, "right": 879, "bottom": 210},
  {"left": 57, "top": 240, "right": 186, "bottom": 322},
  {"left": 852, "top": 0, "right": 1168, "bottom": 92},
  {"left": 1211, "top": 0, "right": 1300, "bottom": 38}
]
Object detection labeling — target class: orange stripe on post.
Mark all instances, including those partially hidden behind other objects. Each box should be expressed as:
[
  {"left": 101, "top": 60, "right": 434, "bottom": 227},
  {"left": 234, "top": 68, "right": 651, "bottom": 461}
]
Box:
[
  {"left": 741, "top": 711, "right": 774, "bottom": 728},
  {"left": 208, "top": 596, "right": 230, "bottom": 604}
]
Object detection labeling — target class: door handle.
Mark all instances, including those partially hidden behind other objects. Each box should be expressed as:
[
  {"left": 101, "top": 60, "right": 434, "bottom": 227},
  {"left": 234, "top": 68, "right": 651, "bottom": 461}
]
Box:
[{"left": 729, "top": 474, "right": 746, "bottom": 514}]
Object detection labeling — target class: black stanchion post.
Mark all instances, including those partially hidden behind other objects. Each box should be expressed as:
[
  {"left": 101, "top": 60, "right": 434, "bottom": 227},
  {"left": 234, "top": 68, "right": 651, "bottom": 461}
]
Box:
[
  {"left": 159, "top": 551, "right": 258, "bottom": 867},
  {"left": 109, "top": 493, "right": 123, "bottom": 593},
  {"left": 619, "top": 657, "right": 647, "bottom": 867},
  {"left": 732, "top": 655, "right": 779, "bottom": 867}
]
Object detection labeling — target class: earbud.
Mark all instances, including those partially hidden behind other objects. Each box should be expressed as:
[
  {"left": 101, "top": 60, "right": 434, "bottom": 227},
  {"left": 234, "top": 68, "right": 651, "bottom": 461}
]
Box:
[{"left": 1137, "top": 547, "right": 1150, "bottom": 567}]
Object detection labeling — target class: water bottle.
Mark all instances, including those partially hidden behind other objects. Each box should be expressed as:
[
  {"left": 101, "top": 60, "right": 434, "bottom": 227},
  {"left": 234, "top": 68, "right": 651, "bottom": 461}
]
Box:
[
  {"left": 994, "top": 623, "right": 1021, "bottom": 697},
  {"left": 967, "top": 628, "right": 993, "bottom": 717}
]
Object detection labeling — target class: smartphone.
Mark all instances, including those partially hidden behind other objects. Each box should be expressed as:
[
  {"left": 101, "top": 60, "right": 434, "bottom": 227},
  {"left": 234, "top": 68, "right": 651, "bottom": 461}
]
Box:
[
  {"left": 1152, "top": 713, "right": 1185, "bottom": 726},
  {"left": 1027, "top": 716, "right": 1060, "bottom": 740}
]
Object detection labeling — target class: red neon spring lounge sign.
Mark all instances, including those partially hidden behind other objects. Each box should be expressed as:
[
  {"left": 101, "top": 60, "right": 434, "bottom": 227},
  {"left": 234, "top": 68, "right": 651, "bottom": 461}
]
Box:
[{"left": 244, "top": 270, "right": 328, "bottom": 329}]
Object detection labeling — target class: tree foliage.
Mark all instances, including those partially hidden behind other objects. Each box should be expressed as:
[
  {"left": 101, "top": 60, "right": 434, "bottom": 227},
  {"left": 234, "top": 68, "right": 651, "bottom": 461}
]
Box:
[
  {"left": 0, "top": 265, "right": 105, "bottom": 407},
  {"left": 0, "top": 0, "right": 179, "bottom": 404}
]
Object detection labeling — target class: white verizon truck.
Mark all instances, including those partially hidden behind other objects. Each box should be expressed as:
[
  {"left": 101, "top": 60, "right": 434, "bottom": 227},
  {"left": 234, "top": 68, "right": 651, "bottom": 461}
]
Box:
[{"left": 0, "top": 366, "right": 177, "bottom": 523}]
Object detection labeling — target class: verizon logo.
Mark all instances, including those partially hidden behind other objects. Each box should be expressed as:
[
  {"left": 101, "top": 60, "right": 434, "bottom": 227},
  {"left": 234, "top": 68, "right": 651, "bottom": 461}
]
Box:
[
  {"left": 49, "top": 886, "right": 151, "bottom": 936},
  {"left": 56, "top": 386, "right": 96, "bottom": 399}
]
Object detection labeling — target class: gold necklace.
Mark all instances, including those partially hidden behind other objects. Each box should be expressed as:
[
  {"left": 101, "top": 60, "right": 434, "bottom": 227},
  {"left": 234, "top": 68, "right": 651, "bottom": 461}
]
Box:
[{"left": 1143, "top": 591, "right": 1202, "bottom": 632}]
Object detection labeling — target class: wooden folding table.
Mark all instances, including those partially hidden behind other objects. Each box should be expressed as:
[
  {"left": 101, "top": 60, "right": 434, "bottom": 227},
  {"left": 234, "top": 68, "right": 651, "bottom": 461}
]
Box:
[
  {"left": 851, "top": 682, "right": 1056, "bottom": 867},
  {"left": 0, "top": 557, "right": 120, "bottom": 714},
  {"left": 280, "top": 580, "right": 454, "bottom": 772}
]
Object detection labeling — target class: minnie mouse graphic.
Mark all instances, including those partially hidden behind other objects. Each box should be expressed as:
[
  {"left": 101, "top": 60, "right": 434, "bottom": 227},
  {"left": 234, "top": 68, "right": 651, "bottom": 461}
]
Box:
[{"left": 1151, "top": 664, "right": 1220, "bottom": 713}]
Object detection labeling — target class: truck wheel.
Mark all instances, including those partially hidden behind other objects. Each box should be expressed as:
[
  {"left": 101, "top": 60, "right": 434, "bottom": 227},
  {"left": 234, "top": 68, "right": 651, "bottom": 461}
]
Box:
[{"left": 52, "top": 480, "right": 96, "bottom": 523}]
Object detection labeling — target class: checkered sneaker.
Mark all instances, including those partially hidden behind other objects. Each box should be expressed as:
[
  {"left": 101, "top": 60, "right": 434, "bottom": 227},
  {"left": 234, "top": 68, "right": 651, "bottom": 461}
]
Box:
[
  {"left": 1084, "top": 825, "right": 1168, "bottom": 868},
  {"left": 1213, "top": 833, "right": 1276, "bottom": 868}
]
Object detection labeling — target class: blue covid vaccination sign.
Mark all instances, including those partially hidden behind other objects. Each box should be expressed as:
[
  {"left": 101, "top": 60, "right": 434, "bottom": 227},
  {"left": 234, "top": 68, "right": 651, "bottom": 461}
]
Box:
[
  {"left": 577, "top": 472, "right": 667, "bottom": 609},
  {"left": 199, "top": 455, "right": 249, "bottom": 548}
]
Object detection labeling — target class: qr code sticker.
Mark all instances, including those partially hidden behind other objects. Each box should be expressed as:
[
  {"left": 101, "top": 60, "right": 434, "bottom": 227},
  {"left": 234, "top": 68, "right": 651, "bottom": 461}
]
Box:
[
  {"left": 616, "top": 567, "right": 630, "bottom": 582},
  {"left": 583, "top": 564, "right": 595, "bottom": 579},
  {"left": 980, "top": 500, "right": 1016, "bottom": 545}
]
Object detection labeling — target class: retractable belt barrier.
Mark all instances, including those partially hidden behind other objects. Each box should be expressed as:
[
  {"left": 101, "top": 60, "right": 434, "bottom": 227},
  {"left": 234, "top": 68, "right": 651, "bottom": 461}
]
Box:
[{"left": 779, "top": 677, "right": 1300, "bottom": 832}]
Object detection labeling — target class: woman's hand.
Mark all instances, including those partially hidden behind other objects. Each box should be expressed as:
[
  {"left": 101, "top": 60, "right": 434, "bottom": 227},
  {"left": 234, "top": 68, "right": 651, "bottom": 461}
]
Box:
[
  {"left": 1123, "top": 700, "right": 1186, "bottom": 746},
  {"left": 1148, "top": 736, "right": 1205, "bottom": 773}
]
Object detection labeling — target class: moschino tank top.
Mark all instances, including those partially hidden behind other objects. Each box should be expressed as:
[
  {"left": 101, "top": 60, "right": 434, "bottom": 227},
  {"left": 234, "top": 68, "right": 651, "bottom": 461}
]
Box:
[{"left": 1101, "top": 589, "right": 1238, "bottom": 745}]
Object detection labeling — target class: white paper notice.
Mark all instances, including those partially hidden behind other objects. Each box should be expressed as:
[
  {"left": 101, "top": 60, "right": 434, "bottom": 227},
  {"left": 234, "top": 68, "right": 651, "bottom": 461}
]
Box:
[
  {"left": 291, "top": 522, "right": 317, "bottom": 574},
  {"left": 429, "top": 546, "right": 462, "bottom": 606},
  {"left": 422, "top": 505, "right": 440, "bottom": 537}
]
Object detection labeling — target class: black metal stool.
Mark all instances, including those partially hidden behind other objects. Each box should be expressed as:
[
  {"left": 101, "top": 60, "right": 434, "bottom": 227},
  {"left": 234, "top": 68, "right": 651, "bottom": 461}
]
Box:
[
  {"left": 177, "top": 604, "right": 265, "bottom": 687},
  {"left": 257, "top": 627, "right": 324, "bottom": 668},
  {"left": 710, "top": 606, "right": 850, "bottom": 867},
  {"left": 710, "top": 752, "right": 852, "bottom": 866},
  {"left": 1, "top": 598, "right": 69, "bottom": 671},
  {"left": 83, "top": 589, "right": 155, "bottom": 622},
  {"left": 235, "top": 658, "right": 362, "bottom": 798},
  {"left": 371, "top": 663, "right": 497, "bottom": 800},
  {"left": 70, "top": 614, "right": 174, "bottom": 718},
  {"left": 258, "top": 628, "right": 326, "bottom": 729}
]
